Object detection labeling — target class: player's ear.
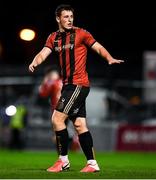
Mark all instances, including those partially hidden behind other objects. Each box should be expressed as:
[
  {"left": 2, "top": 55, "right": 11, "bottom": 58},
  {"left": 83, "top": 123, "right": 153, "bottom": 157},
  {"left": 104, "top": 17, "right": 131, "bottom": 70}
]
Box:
[{"left": 56, "top": 16, "right": 60, "bottom": 23}]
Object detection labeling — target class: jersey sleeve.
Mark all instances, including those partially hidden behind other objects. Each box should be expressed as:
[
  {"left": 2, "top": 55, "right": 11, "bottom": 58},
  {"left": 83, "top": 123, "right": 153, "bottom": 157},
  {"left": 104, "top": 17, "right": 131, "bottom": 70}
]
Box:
[
  {"left": 39, "top": 81, "right": 54, "bottom": 97},
  {"left": 44, "top": 33, "right": 56, "bottom": 50},
  {"left": 81, "top": 29, "right": 96, "bottom": 47}
]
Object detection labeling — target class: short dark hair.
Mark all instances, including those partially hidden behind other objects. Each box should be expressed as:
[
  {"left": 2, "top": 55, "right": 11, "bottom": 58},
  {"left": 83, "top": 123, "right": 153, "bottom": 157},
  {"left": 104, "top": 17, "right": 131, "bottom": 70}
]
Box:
[{"left": 55, "top": 4, "right": 74, "bottom": 17}]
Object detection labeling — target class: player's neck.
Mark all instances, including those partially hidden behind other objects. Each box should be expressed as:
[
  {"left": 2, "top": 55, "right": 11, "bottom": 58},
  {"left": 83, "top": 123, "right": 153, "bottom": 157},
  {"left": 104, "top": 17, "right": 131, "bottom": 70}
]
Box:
[{"left": 59, "top": 27, "right": 74, "bottom": 33}]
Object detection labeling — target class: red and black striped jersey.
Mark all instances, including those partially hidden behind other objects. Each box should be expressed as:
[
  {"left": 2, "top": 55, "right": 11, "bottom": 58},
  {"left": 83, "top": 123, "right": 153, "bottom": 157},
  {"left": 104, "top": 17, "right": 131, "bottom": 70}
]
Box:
[{"left": 45, "top": 27, "right": 96, "bottom": 87}]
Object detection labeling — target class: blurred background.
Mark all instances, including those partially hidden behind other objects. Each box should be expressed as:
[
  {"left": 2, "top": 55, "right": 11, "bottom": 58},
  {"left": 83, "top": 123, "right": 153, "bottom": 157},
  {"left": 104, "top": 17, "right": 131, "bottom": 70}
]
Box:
[{"left": 0, "top": 0, "right": 156, "bottom": 152}]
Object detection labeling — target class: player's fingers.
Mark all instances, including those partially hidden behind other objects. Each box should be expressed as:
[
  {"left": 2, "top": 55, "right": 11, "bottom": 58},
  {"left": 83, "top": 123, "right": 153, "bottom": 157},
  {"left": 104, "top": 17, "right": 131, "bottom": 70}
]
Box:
[
  {"left": 29, "top": 65, "right": 34, "bottom": 72},
  {"left": 109, "top": 60, "right": 124, "bottom": 65},
  {"left": 115, "top": 60, "right": 124, "bottom": 64}
]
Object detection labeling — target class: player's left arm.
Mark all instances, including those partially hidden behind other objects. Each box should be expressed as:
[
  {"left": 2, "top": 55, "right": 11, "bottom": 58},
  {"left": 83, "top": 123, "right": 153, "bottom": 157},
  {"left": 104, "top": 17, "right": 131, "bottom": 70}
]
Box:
[{"left": 91, "top": 42, "right": 124, "bottom": 65}]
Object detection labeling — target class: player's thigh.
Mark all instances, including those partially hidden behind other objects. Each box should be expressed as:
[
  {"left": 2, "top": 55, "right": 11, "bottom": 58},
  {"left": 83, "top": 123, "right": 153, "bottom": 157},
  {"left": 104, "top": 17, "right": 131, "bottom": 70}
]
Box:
[{"left": 52, "top": 110, "right": 68, "bottom": 123}]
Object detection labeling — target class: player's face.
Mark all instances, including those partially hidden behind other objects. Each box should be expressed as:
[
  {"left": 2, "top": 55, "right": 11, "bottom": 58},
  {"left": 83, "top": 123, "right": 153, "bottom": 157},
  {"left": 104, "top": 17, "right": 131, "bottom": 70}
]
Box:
[{"left": 57, "top": 10, "right": 74, "bottom": 31}]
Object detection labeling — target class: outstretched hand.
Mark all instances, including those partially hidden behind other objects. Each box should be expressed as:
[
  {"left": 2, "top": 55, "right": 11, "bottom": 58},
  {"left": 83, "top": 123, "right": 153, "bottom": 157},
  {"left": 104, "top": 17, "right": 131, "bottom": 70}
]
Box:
[
  {"left": 108, "top": 58, "right": 124, "bottom": 65},
  {"left": 29, "top": 63, "right": 37, "bottom": 72}
]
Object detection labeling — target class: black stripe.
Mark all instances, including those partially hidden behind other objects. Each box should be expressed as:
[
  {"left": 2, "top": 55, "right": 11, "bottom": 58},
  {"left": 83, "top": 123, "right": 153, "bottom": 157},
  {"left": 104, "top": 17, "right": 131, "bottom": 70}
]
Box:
[
  {"left": 61, "top": 33, "right": 67, "bottom": 81},
  {"left": 68, "top": 29, "right": 75, "bottom": 83},
  {"left": 44, "top": 45, "right": 53, "bottom": 51},
  {"left": 54, "top": 32, "right": 59, "bottom": 51},
  {"left": 53, "top": 32, "right": 61, "bottom": 74},
  {"left": 90, "top": 40, "right": 96, "bottom": 47}
]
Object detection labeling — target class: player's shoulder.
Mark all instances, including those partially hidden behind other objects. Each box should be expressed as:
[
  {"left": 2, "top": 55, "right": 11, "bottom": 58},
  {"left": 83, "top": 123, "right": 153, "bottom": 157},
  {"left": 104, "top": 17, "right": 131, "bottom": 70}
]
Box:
[
  {"left": 56, "top": 79, "right": 63, "bottom": 87},
  {"left": 46, "top": 31, "right": 58, "bottom": 40},
  {"left": 52, "top": 79, "right": 62, "bottom": 89},
  {"left": 74, "top": 27, "right": 91, "bottom": 34}
]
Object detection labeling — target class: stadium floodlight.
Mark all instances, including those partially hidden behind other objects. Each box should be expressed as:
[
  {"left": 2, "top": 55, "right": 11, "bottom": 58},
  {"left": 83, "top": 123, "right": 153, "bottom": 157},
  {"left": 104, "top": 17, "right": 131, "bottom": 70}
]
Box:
[
  {"left": 19, "top": 28, "right": 36, "bottom": 41},
  {"left": 5, "top": 105, "right": 17, "bottom": 116}
]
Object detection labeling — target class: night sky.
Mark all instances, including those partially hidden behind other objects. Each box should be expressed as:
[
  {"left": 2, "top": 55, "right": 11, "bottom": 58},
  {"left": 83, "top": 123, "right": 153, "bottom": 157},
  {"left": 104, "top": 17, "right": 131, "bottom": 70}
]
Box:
[{"left": 0, "top": 0, "right": 156, "bottom": 80}]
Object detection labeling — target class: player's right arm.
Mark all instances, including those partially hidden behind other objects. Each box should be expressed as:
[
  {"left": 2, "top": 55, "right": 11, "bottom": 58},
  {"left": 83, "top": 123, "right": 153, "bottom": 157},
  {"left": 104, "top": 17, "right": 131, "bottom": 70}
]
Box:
[{"left": 29, "top": 47, "right": 52, "bottom": 72}]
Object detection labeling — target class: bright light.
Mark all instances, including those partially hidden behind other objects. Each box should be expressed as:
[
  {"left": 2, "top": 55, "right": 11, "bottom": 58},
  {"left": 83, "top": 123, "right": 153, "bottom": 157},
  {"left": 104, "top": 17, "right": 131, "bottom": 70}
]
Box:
[
  {"left": 5, "top": 105, "right": 17, "bottom": 116},
  {"left": 19, "top": 28, "right": 36, "bottom": 41}
]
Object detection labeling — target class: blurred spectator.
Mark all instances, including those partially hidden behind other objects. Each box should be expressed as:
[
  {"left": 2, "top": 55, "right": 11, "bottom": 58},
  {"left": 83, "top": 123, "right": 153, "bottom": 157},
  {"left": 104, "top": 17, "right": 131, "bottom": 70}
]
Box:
[
  {"left": 39, "top": 66, "right": 62, "bottom": 112},
  {"left": 9, "top": 104, "right": 28, "bottom": 150}
]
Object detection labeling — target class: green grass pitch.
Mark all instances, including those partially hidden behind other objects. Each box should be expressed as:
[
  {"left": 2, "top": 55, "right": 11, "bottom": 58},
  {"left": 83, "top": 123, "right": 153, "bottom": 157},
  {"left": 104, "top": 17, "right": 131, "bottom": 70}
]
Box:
[{"left": 0, "top": 150, "right": 156, "bottom": 179}]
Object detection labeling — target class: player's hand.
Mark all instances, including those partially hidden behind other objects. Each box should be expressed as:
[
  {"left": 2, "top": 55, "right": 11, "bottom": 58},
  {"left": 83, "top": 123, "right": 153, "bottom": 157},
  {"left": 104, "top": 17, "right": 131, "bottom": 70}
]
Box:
[
  {"left": 108, "top": 58, "right": 124, "bottom": 65},
  {"left": 29, "top": 63, "right": 37, "bottom": 72}
]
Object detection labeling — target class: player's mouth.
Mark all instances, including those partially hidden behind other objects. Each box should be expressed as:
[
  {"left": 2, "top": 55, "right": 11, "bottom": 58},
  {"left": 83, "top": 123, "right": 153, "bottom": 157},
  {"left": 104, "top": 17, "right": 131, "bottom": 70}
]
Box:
[{"left": 67, "top": 23, "right": 72, "bottom": 27}]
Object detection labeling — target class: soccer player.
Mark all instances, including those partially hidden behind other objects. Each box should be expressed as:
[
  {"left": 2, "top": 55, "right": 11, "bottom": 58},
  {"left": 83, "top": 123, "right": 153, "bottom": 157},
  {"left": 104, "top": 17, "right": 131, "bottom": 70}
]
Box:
[
  {"left": 29, "top": 4, "right": 124, "bottom": 173},
  {"left": 39, "top": 66, "right": 62, "bottom": 113}
]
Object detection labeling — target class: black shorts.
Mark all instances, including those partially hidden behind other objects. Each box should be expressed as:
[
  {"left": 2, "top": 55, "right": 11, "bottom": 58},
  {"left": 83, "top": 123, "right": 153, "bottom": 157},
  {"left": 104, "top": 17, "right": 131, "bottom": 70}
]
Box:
[{"left": 56, "top": 84, "right": 90, "bottom": 119}]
